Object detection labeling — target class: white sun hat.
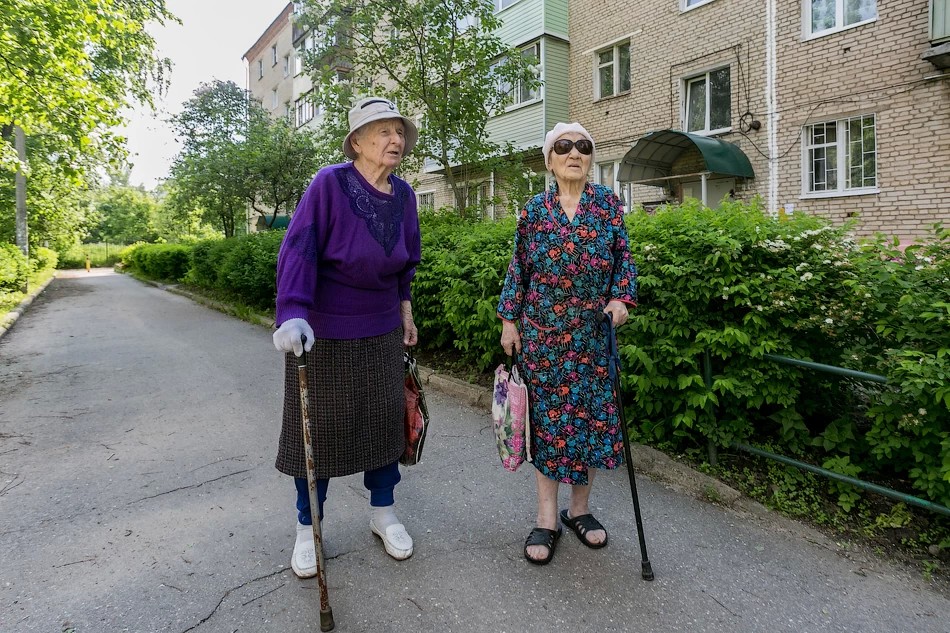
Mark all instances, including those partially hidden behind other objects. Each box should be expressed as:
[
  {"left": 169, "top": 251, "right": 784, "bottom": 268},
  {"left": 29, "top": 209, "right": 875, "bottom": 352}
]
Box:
[{"left": 342, "top": 97, "right": 419, "bottom": 160}]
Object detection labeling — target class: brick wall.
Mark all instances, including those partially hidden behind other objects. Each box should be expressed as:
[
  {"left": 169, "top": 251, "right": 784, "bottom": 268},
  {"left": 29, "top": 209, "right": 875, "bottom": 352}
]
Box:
[{"left": 568, "top": 0, "right": 950, "bottom": 240}]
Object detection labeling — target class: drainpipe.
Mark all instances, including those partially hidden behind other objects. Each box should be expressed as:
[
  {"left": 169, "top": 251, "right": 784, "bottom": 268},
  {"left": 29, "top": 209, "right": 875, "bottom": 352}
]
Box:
[
  {"left": 765, "top": 0, "right": 779, "bottom": 216},
  {"left": 701, "top": 172, "right": 708, "bottom": 206}
]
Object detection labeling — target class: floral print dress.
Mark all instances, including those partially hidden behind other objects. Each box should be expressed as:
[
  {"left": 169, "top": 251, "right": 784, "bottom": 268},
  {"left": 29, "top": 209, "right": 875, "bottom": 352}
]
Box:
[{"left": 497, "top": 182, "right": 637, "bottom": 485}]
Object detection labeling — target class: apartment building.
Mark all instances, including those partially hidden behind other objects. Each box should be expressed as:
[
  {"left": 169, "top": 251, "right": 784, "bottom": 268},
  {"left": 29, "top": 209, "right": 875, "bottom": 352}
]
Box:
[
  {"left": 570, "top": 0, "right": 950, "bottom": 240},
  {"left": 410, "top": 0, "right": 571, "bottom": 218},
  {"left": 243, "top": 3, "right": 295, "bottom": 120}
]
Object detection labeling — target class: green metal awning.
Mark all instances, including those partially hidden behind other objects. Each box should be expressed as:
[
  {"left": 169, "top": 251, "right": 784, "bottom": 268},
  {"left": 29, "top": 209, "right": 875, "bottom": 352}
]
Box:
[{"left": 618, "top": 129, "right": 754, "bottom": 183}]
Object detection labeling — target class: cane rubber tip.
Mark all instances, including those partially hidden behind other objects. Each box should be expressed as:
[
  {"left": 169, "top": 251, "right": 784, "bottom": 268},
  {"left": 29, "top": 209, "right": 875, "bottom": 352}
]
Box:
[
  {"left": 641, "top": 562, "right": 655, "bottom": 581},
  {"left": 320, "top": 609, "right": 335, "bottom": 631}
]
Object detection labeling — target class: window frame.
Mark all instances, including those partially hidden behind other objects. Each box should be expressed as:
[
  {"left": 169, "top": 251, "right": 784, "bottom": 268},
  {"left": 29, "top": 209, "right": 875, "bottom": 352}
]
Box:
[
  {"left": 803, "top": 0, "right": 877, "bottom": 39},
  {"left": 681, "top": 0, "right": 717, "bottom": 12},
  {"left": 494, "top": 0, "right": 521, "bottom": 11},
  {"left": 800, "top": 114, "right": 879, "bottom": 198},
  {"left": 416, "top": 191, "right": 435, "bottom": 212},
  {"left": 295, "top": 91, "right": 316, "bottom": 128},
  {"left": 594, "top": 39, "right": 631, "bottom": 101},
  {"left": 257, "top": 59, "right": 264, "bottom": 79},
  {"left": 271, "top": 45, "right": 278, "bottom": 66},
  {"left": 682, "top": 66, "right": 732, "bottom": 135}
]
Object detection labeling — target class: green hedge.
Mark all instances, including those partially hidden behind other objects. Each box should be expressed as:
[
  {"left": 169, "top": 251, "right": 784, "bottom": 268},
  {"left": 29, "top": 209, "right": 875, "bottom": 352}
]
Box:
[
  {"left": 0, "top": 244, "right": 30, "bottom": 291},
  {"left": 112, "top": 205, "right": 948, "bottom": 507},
  {"left": 121, "top": 243, "right": 191, "bottom": 282}
]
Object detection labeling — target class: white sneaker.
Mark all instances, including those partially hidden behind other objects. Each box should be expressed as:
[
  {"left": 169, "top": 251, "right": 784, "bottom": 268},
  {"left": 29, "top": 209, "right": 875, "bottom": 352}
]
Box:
[
  {"left": 370, "top": 519, "right": 413, "bottom": 560},
  {"left": 291, "top": 521, "right": 317, "bottom": 578}
]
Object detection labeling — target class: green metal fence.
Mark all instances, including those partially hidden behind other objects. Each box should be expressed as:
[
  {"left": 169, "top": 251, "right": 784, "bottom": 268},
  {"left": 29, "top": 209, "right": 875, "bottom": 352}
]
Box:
[{"left": 701, "top": 351, "right": 950, "bottom": 518}]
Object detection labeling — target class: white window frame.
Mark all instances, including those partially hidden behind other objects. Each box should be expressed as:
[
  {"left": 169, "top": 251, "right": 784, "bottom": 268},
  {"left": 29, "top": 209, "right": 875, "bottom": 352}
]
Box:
[
  {"left": 683, "top": 66, "right": 731, "bottom": 135},
  {"left": 257, "top": 59, "right": 264, "bottom": 79},
  {"left": 803, "top": 0, "right": 877, "bottom": 39},
  {"left": 681, "top": 0, "right": 717, "bottom": 11},
  {"left": 417, "top": 191, "right": 435, "bottom": 211},
  {"left": 271, "top": 45, "right": 278, "bottom": 66},
  {"left": 271, "top": 89, "right": 279, "bottom": 109},
  {"left": 495, "top": 0, "right": 522, "bottom": 11},
  {"left": 594, "top": 40, "right": 631, "bottom": 100},
  {"left": 295, "top": 91, "right": 316, "bottom": 128},
  {"left": 283, "top": 55, "right": 291, "bottom": 77},
  {"left": 294, "top": 52, "right": 302, "bottom": 76},
  {"left": 801, "top": 114, "right": 878, "bottom": 198},
  {"left": 499, "top": 41, "right": 541, "bottom": 110}
]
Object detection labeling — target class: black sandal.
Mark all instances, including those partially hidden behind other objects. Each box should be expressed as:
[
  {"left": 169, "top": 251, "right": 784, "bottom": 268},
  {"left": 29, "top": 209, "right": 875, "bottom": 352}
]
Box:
[
  {"left": 560, "top": 509, "right": 608, "bottom": 549},
  {"left": 523, "top": 526, "right": 562, "bottom": 565}
]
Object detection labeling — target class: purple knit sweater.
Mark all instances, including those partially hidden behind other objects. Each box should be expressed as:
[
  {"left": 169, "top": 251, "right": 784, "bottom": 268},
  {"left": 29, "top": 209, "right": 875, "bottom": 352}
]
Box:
[{"left": 275, "top": 163, "right": 421, "bottom": 340}]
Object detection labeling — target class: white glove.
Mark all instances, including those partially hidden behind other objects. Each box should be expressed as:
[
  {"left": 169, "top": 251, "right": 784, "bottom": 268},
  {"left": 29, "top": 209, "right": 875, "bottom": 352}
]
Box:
[{"left": 273, "top": 318, "right": 315, "bottom": 356}]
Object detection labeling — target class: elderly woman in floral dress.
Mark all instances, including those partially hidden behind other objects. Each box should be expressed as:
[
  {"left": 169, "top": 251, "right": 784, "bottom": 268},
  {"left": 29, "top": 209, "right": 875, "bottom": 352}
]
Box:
[{"left": 497, "top": 122, "right": 637, "bottom": 565}]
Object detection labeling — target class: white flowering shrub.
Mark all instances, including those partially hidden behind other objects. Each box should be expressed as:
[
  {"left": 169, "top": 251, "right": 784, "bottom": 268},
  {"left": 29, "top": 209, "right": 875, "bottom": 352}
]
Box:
[{"left": 621, "top": 199, "right": 948, "bottom": 507}]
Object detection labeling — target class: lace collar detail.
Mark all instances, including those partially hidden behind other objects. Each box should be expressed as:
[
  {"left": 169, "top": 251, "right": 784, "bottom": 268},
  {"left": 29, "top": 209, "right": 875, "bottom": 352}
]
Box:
[{"left": 334, "top": 165, "right": 406, "bottom": 256}]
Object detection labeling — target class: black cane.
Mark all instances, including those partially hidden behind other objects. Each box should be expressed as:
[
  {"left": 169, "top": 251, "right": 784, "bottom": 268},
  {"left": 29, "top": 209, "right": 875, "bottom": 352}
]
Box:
[
  {"left": 602, "top": 314, "right": 654, "bottom": 581},
  {"left": 297, "top": 336, "right": 335, "bottom": 630}
]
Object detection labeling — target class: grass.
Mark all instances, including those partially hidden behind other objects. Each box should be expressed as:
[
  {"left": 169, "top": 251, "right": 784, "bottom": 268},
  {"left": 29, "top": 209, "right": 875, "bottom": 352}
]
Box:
[{"left": 0, "top": 268, "right": 55, "bottom": 323}]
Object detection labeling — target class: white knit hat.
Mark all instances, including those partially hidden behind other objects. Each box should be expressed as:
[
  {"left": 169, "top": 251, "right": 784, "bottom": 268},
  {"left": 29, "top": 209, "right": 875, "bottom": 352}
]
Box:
[
  {"left": 343, "top": 97, "right": 419, "bottom": 160},
  {"left": 542, "top": 122, "right": 596, "bottom": 170}
]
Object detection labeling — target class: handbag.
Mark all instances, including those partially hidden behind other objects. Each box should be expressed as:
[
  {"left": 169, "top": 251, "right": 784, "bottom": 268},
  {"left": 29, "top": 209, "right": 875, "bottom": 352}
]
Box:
[
  {"left": 492, "top": 357, "right": 531, "bottom": 472},
  {"left": 401, "top": 349, "right": 430, "bottom": 466}
]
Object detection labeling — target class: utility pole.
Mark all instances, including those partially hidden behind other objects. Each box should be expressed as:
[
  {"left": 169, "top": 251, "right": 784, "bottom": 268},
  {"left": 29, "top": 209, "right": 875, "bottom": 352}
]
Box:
[{"left": 15, "top": 124, "right": 28, "bottom": 260}]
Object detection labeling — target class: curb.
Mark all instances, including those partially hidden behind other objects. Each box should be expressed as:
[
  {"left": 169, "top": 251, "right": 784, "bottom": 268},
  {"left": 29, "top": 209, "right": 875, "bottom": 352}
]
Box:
[{"left": 0, "top": 274, "right": 56, "bottom": 341}]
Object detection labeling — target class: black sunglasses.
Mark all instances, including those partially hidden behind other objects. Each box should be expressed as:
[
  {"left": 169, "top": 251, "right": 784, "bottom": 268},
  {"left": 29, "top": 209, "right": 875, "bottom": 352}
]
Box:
[{"left": 552, "top": 138, "right": 593, "bottom": 155}]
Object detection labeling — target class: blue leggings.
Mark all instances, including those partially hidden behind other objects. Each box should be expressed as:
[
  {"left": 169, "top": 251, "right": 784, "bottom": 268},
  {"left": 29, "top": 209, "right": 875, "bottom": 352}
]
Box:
[{"left": 295, "top": 460, "right": 401, "bottom": 526}]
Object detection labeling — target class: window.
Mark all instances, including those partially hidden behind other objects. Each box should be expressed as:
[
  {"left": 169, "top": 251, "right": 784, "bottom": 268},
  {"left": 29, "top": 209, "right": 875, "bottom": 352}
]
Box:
[
  {"left": 803, "top": 114, "right": 877, "bottom": 196},
  {"left": 272, "top": 45, "right": 278, "bottom": 66},
  {"left": 684, "top": 67, "right": 730, "bottom": 134},
  {"left": 595, "top": 41, "right": 630, "bottom": 99},
  {"left": 417, "top": 191, "right": 435, "bottom": 211},
  {"left": 257, "top": 59, "right": 264, "bottom": 79},
  {"left": 283, "top": 55, "right": 290, "bottom": 77},
  {"left": 499, "top": 42, "right": 541, "bottom": 108},
  {"left": 294, "top": 53, "right": 302, "bottom": 76},
  {"left": 295, "top": 91, "right": 316, "bottom": 127},
  {"left": 597, "top": 162, "right": 617, "bottom": 192},
  {"left": 495, "top": 0, "right": 521, "bottom": 10},
  {"left": 806, "top": 0, "right": 876, "bottom": 37},
  {"left": 271, "top": 89, "right": 279, "bottom": 109},
  {"left": 682, "top": 0, "right": 716, "bottom": 10}
]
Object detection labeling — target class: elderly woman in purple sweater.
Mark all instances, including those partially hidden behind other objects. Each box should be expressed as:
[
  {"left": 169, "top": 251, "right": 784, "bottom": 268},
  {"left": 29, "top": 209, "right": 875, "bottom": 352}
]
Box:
[{"left": 272, "top": 97, "right": 421, "bottom": 576}]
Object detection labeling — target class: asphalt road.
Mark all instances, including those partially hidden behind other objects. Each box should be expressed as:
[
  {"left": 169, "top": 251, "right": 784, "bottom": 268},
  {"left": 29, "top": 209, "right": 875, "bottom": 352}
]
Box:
[{"left": 1, "top": 271, "right": 948, "bottom": 633}]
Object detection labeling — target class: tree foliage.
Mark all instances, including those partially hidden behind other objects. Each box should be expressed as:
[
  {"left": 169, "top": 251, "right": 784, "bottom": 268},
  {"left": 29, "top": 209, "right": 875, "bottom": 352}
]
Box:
[
  {"left": 0, "top": 0, "right": 174, "bottom": 250},
  {"left": 0, "top": 0, "right": 174, "bottom": 170},
  {"left": 169, "top": 80, "right": 323, "bottom": 236},
  {"left": 87, "top": 185, "right": 160, "bottom": 244},
  {"left": 297, "top": 0, "right": 539, "bottom": 209}
]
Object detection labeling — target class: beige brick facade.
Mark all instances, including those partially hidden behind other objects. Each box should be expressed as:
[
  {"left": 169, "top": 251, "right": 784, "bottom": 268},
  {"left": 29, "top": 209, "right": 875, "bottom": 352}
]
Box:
[
  {"left": 244, "top": 3, "right": 295, "bottom": 120},
  {"left": 567, "top": 0, "right": 950, "bottom": 241}
]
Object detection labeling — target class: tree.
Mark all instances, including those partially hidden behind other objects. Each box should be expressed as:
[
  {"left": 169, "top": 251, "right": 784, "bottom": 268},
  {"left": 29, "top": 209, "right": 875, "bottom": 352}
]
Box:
[
  {"left": 87, "top": 185, "right": 160, "bottom": 244},
  {"left": 169, "top": 80, "right": 253, "bottom": 238},
  {"left": 243, "top": 110, "right": 324, "bottom": 227},
  {"left": 0, "top": 0, "right": 174, "bottom": 169},
  {"left": 0, "top": 0, "right": 174, "bottom": 251},
  {"left": 170, "top": 80, "right": 326, "bottom": 235},
  {"left": 297, "top": 0, "right": 539, "bottom": 211}
]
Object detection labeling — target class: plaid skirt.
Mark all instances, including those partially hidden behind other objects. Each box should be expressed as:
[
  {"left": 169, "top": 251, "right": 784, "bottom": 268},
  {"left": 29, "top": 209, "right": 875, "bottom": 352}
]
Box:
[{"left": 276, "top": 327, "right": 405, "bottom": 479}]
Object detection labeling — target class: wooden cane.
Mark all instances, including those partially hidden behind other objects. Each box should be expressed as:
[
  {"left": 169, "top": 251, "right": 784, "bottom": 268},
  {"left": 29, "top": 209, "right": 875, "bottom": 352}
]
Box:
[{"left": 297, "top": 336, "right": 335, "bottom": 631}]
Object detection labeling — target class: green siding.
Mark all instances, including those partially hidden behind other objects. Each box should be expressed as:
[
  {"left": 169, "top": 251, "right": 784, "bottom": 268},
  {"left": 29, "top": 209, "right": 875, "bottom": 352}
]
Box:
[
  {"left": 495, "top": 0, "right": 568, "bottom": 46},
  {"left": 543, "top": 39, "right": 570, "bottom": 128},
  {"left": 487, "top": 100, "right": 545, "bottom": 149},
  {"left": 486, "top": 36, "right": 570, "bottom": 151},
  {"left": 496, "top": 0, "right": 543, "bottom": 46},
  {"left": 542, "top": 0, "right": 568, "bottom": 39}
]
